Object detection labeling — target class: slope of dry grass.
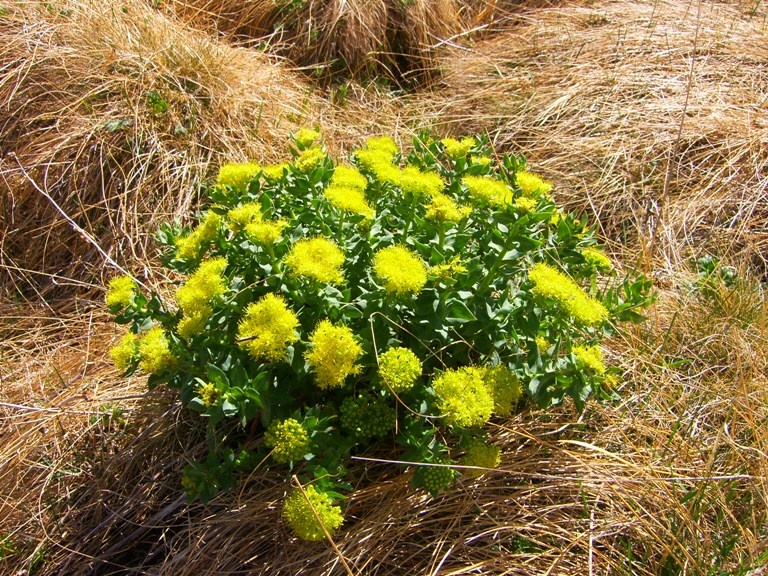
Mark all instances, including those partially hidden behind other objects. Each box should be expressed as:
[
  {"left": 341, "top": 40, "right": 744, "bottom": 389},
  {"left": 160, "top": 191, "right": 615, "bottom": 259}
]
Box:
[{"left": 1, "top": 0, "right": 767, "bottom": 574}]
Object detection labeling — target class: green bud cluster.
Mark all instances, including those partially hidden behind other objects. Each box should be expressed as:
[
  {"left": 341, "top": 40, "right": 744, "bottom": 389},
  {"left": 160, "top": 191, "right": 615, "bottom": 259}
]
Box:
[
  {"left": 413, "top": 462, "right": 456, "bottom": 496},
  {"left": 264, "top": 418, "right": 311, "bottom": 464},
  {"left": 461, "top": 438, "right": 501, "bottom": 479},
  {"left": 339, "top": 395, "right": 396, "bottom": 439}
]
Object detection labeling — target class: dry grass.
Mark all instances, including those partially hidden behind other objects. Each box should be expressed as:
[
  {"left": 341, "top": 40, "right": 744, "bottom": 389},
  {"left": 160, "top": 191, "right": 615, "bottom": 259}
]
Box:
[
  {"left": 2, "top": 0, "right": 768, "bottom": 574},
  {"left": 161, "top": 0, "right": 473, "bottom": 83}
]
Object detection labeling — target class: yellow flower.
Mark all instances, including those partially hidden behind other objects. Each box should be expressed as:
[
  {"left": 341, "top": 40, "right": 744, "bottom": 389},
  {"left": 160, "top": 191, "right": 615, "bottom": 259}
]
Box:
[
  {"left": 293, "top": 127, "right": 320, "bottom": 148},
  {"left": 175, "top": 257, "right": 228, "bottom": 338},
  {"left": 573, "top": 344, "right": 606, "bottom": 375},
  {"left": 536, "top": 335, "right": 551, "bottom": 353},
  {"left": 323, "top": 185, "right": 375, "bottom": 220},
  {"left": 582, "top": 247, "right": 612, "bottom": 271},
  {"left": 284, "top": 237, "right": 345, "bottom": 284},
  {"left": 283, "top": 485, "right": 344, "bottom": 541},
  {"left": 441, "top": 137, "right": 475, "bottom": 159},
  {"left": 331, "top": 165, "right": 368, "bottom": 192},
  {"left": 237, "top": 293, "right": 300, "bottom": 362},
  {"left": 245, "top": 218, "right": 288, "bottom": 245},
  {"left": 105, "top": 275, "right": 137, "bottom": 309},
  {"left": 294, "top": 147, "right": 326, "bottom": 171},
  {"left": 305, "top": 320, "right": 362, "bottom": 389},
  {"left": 138, "top": 326, "right": 173, "bottom": 374},
  {"left": 425, "top": 193, "right": 471, "bottom": 223},
  {"left": 227, "top": 203, "right": 263, "bottom": 231},
  {"left": 516, "top": 171, "right": 553, "bottom": 198},
  {"left": 176, "top": 212, "right": 222, "bottom": 261},
  {"left": 354, "top": 148, "right": 401, "bottom": 186},
  {"left": 472, "top": 156, "right": 492, "bottom": 166},
  {"left": 482, "top": 365, "right": 521, "bottom": 416},
  {"left": 216, "top": 162, "right": 261, "bottom": 188},
  {"left": 528, "top": 262, "right": 608, "bottom": 326},
  {"left": 432, "top": 366, "right": 495, "bottom": 428},
  {"left": 462, "top": 175, "right": 511, "bottom": 206},
  {"left": 514, "top": 196, "right": 537, "bottom": 212},
  {"left": 364, "top": 136, "right": 399, "bottom": 158},
  {"left": 373, "top": 245, "right": 427, "bottom": 295},
  {"left": 262, "top": 163, "right": 288, "bottom": 181},
  {"left": 198, "top": 382, "right": 220, "bottom": 407},
  {"left": 110, "top": 332, "right": 137, "bottom": 372},
  {"left": 398, "top": 166, "right": 445, "bottom": 197},
  {"left": 378, "top": 347, "right": 421, "bottom": 393},
  {"left": 429, "top": 256, "right": 467, "bottom": 279}
]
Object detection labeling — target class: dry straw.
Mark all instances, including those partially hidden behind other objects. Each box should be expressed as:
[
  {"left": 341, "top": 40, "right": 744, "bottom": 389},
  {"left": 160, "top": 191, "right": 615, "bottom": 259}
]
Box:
[{"left": 163, "top": 0, "right": 472, "bottom": 82}]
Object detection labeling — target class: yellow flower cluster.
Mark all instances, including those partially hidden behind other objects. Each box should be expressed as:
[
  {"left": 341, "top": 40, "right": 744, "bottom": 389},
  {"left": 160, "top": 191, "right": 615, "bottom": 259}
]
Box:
[
  {"left": 461, "top": 438, "right": 501, "bottom": 479},
  {"left": 573, "top": 344, "right": 606, "bottom": 375},
  {"left": 246, "top": 219, "right": 288, "bottom": 245},
  {"left": 262, "top": 163, "right": 288, "bottom": 181},
  {"left": 227, "top": 202, "right": 288, "bottom": 244},
  {"left": 365, "top": 136, "right": 399, "bottom": 157},
  {"left": 582, "top": 247, "right": 612, "bottom": 271},
  {"left": 425, "top": 192, "right": 471, "bottom": 224},
  {"left": 324, "top": 165, "right": 374, "bottom": 220},
  {"left": 226, "top": 203, "right": 262, "bottom": 231},
  {"left": 295, "top": 147, "right": 326, "bottom": 171},
  {"left": 197, "top": 382, "right": 220, "bottom": 407},
  {"left": 237, "top": 293, "right": 299, "bottom": 362},
  {"left": 462, "top": 175, "right": 512, "bottom": 206},
  {"left": 283, "top": 485, "right": 344, "bottom": 541},
  {"left": 138, "top": 326, "right": 173, "bottom": 374},
  {"left": 484, "top": 364, "right": 522, "bottom": 416},
  {"left": 536, "top": 335, "right": 551, "bottom": 353},
  {"left": 429, "top": 256, "right": 467, "bottom": 279},
  {"left": 176, "top": 212, "right": 222, "bottom": 261},
  {"left": 373, "top": 245, "right": 427, "bottom": 295},
  {"left": 284, "top": 237, "right": 345, "bottom": 284},
  {"left": 441, "top": 137, "right": 475, "bottom": 159},
  {"left": 110, "top": 332, "right": 137, "bottom": 372},
  {"left": 105, "top": 275, "right": 137, "bottom": 309},
  {"left": 330, "top": 165, "right": 369, "bottom": 191},
  {"left": 398, "top": 166, "right": 445, "bottom": 197},
  {"left": 378, "top": 347, "right": 421, "bottom": 392},
  {"left": 432, "top": 366, "right": 495, "bottom": 427},
  {"left": 293, "top": 127, "right": 320, "bottom": 148},
  {"left": 176, "top": 257, "right": 228, "bottom": 339},
  {"left": 514, "top": 196, "right": 537, "bottom": 213},
  {"left": 216, "top": 162, "right": 261, "bottom": 189},
  {"left": 354, "top": 138, "right": 445, "bottom": 197},
  {"left": 433, "top": 364, "right": 520, "bottom": 427},
  {"left": 305, "top": 320, "right": 362, "bottom": 389},
  {"left": 516, "top": 171, "right": 553, "bottom": 198},
  {"left": 528, "top": 262, "right": 609, "bottom": 326},
  {"left": 265, "top": 418, "right": 311, "bottom": 463}
]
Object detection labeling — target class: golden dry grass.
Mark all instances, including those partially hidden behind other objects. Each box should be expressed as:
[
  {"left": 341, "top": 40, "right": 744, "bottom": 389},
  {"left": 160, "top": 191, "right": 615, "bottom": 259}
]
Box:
[
  {"left": 2, "top": 0, "right": 768, "bottom": 574},
  {"left": 161, "top": 0, "right": 474, "bottom": 83}
]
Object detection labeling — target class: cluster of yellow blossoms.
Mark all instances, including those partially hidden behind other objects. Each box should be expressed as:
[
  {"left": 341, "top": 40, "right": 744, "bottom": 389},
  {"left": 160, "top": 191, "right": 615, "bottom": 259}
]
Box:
[
  {"left": 432, "top": 364, "right": 521, "bottom": 428},
  {"left": 528, "top": 262, "right": 609, "bottom": 326}
]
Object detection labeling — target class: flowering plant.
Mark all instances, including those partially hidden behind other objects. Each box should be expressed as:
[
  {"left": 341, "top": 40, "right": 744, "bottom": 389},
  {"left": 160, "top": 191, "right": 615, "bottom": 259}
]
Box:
[{"left": 106, "top": 129, "right": 652, "bottom": 540}]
